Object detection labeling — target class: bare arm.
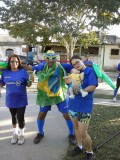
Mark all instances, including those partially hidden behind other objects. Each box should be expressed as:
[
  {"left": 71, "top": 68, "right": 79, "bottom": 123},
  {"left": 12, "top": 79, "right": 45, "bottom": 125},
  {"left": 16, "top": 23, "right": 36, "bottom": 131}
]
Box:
[{"left": 83, "top": 85, "right": 96, "bottom": 92}]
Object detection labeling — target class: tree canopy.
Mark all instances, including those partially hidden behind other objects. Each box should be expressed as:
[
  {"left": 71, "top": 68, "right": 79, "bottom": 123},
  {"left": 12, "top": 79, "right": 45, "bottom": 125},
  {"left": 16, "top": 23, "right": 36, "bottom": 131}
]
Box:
[{"left": 0, "top": 0, "right": 120, "bottom": 56}]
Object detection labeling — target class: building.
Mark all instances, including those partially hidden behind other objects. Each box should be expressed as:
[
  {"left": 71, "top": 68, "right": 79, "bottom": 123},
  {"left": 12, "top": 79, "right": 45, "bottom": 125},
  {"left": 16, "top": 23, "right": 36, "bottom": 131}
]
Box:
[
  {"left": 0, "top": 34, "right": 120, "bottom": 70},
  {"left": 44, "top": 35, "right": 120, "bottom": 70},
  {"left": 0, "top": 34, "right": 25, "bottom": 60}
]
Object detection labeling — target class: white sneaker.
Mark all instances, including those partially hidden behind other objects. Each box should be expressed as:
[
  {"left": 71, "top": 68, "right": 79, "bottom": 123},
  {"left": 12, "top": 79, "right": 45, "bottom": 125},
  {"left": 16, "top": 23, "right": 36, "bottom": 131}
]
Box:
[
  {"left": 18, "top": 135, "right": 25, "bottom": 145},
  {"left": 113, "top": 97, "right": 116, "bottom": 102},
  {"left": 82, "top": 91, "right": 88, "bottom": 97},
  {"left": 11, "top": 134, "right": 18, "bottom": 144},
  {"left": 69, "top": 94, "right": 75, "bottom": 99}
]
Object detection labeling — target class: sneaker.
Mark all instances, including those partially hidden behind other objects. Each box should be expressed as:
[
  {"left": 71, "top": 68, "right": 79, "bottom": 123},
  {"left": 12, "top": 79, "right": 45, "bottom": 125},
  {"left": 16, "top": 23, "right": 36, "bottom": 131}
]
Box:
[
  {"left": 68, "top": 134, "right": 76, "bottom": 145},
  {"left": 18, "top": 135, "right": 25, "bottom": 145},
  {"left": 69, "top": 94, "right": 75, "bottom": 99},
  {"left": 69, "top": 146, "right": 83, "bottom": 156},
  {"left": 82, "top": 91, "right": 88, "bottom": 97},
  {"left": 11, "top": 134, "right": 18, "bottom": 144},
  {"left": 113, "top": 97, "right": 116, "bottom": 102},
  {"left": 86, "top": 153, "right": 94, "bottom": 160},
  {"left": 34, "top": 133, "right": 44, "bottom": 144}
]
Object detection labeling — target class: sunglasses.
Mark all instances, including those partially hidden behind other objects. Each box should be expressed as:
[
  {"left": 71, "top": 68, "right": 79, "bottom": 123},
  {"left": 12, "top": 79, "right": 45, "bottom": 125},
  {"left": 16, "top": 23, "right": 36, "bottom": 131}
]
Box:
[{"left": 46, "top": 57, "right": 56, "bottom": 60}]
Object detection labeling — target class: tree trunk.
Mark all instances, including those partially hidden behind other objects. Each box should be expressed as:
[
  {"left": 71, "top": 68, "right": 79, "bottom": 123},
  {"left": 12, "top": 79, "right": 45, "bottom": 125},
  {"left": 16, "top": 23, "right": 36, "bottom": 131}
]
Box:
[{"left": 59, "top": 36, "right": 78, "bottom": 60}]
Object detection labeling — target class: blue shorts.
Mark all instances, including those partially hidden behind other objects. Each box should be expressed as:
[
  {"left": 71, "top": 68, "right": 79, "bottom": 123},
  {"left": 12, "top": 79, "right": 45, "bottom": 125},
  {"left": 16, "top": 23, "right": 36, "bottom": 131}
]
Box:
[{"left": 40, "top": 100, "right": 69, "bottom": 113}]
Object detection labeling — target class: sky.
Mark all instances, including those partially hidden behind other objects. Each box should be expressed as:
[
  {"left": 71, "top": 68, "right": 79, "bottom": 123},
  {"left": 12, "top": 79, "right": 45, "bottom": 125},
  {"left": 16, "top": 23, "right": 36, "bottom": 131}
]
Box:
[
  {"left": 106, "top": 25, "right": 120, "bottom": 37},
  {"left": 0, "top": 28, "right": 8, "bottom": 34}
]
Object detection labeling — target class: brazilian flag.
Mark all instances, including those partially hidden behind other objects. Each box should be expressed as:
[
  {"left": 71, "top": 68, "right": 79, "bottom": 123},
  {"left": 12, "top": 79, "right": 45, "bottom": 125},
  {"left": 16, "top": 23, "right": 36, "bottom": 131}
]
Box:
[
  {"left": 36, "top": 62, "right": 67, "bottom": 106},
  {"left": 0, "top": 61, "right": 8, "bottom": 75}
]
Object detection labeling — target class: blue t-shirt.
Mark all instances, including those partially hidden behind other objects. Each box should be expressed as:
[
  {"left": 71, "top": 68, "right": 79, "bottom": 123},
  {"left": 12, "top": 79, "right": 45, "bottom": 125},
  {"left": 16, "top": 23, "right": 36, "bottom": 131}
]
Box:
[
  {"left": 1, "top": 69, "right": 29, "bottom": 108},
  {"left": 117, "top": 63, "right": 120, "bottom": 78},
  {"left": 28, "top": 51, "right": 34, "bottom": 60},
  {"left": 68, "top": 67, "right": 98, "bottom": 113},
  {"left": 32, "top": 62, "right": 73, "bottom": 73},
  {"left": 84, "top": 60, "right": 93, "bottom": 66}
]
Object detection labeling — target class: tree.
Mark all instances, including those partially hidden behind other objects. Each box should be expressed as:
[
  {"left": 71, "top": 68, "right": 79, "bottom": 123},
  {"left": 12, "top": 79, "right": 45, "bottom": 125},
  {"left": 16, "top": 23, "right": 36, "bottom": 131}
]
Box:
[
  {"left": 50, "top": 0, "right": 120, "bottom": 56},
  {"left": 0, "top": 0, "right": 120, "bottom": 57},
  {"left": 0, "top": 0, "right": 53, "bottom": 46}
]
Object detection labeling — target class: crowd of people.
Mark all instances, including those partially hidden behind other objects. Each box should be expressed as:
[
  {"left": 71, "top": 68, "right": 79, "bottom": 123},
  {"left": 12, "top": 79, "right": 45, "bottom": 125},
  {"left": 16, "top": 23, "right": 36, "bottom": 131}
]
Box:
[{"left": 0, "top": 50, "right": 118, "bottom": 160}]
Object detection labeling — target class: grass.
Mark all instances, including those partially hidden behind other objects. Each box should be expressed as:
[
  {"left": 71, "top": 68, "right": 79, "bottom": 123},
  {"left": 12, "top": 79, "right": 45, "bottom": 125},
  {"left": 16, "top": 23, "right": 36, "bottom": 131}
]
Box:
[{"left": 63, "top": 105, "right": 120, "bottom": 160}]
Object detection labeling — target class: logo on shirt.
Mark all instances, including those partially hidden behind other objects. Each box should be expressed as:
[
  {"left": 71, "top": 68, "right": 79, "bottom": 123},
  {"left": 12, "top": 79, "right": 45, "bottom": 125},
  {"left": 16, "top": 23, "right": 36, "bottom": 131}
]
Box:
[
  {"left": 5, "top": 76, "right": 11, "bottom": 78},
  {"left": 16, "top": 80, "right": 21, "bottom": 86},
  {"left": 6, "top": 80, "right": 21, "bottom": 86}
]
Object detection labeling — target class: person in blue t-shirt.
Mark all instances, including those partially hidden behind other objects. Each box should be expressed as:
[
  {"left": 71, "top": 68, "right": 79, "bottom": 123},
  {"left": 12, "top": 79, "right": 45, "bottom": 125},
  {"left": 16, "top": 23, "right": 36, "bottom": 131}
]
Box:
[
  {"left": 84, "top": 53, "right": 93, "bottom": 67},
  {"left": 22, "top": 50, "right": 77, "bottom": 146},
  {"left": 113, "top": 63, "right": 120, "bottom": 102},
  {"left": 68, "top": 55, "right": 98, "bottom": 160},
  {"left": 0, "top": 54, "right": 33, "bottom": 145},
  {"left": 28, "top": 51, "right": 35, "bottom": 61},
  {"left": 0, "top": 57, "right": 3, "bottom": 97}
]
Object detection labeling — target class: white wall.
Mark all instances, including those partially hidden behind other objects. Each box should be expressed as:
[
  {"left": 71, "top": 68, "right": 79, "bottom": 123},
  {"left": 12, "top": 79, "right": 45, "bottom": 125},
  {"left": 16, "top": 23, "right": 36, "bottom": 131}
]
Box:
[
  {"left": 104, "top": 45, "right": 120, "bottom": 69},
  {"left": 0, "top": 46, "right": 23, "bottom": 60}
]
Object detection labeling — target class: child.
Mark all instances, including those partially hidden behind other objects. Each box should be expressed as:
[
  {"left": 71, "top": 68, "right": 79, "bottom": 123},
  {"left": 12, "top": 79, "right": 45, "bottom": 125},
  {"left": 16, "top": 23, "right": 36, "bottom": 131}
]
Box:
[{"left": 64, "top": 68, "right": 88, "bottom": 99}]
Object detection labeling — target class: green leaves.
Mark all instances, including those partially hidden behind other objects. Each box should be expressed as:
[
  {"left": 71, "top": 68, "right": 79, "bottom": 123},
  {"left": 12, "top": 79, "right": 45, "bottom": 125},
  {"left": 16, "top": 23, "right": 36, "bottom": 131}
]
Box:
[{"left": 0, "top": 0, "right": 120, "bottom": 54}]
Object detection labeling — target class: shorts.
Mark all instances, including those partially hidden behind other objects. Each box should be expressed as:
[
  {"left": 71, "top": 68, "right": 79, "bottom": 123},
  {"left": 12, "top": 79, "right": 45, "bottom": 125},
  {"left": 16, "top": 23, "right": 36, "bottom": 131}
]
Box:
[
  {"left": 69, "top": 110, "right": 91, "bottom": 124},
  {"left": 40, "top": 100, "right": 69, "bottom": 113}
]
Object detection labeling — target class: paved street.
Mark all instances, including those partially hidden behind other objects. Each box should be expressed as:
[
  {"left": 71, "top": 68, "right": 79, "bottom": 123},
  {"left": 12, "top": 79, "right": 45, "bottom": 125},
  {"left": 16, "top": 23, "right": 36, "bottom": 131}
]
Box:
[{"left": 0, "top": 91, "right": 68, "bottom": 160}]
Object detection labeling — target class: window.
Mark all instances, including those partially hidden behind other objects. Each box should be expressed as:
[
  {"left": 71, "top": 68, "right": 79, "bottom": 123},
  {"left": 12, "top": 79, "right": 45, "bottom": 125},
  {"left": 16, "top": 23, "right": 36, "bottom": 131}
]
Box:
[
  {"left": 6, "top": 49, "right": 14, "bottom": 56},
  {"left": 82, "top": 47, "right": 99, "bottom": 56},
  {"left": 111, "top": 49, "right": 119, "bottom": 56}
]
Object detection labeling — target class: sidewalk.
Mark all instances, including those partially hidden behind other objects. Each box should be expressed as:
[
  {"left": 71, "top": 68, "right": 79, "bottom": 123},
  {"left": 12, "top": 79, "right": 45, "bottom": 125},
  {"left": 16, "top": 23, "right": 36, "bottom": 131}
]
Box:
[
  {"left": 95, "top": 80, "right": 115, "bottom": 96},
  {"left": 94, "top": 80, "right": 120, "bottom": 106}
]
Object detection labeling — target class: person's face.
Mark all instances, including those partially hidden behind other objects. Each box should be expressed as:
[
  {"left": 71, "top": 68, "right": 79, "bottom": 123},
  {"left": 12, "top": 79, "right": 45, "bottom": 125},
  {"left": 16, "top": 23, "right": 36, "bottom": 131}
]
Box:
[
  {"left": 45, "top": 57, "right": 57, "bottom": 67},
  {"left": 10, "top": 57, "right": 19, "bottom": 71},
  {"left": 71, "top": 59, "right": 84, "bottom": 71},
  {"left": 85, "top": 56, "right": 90, "bottom": 61}
]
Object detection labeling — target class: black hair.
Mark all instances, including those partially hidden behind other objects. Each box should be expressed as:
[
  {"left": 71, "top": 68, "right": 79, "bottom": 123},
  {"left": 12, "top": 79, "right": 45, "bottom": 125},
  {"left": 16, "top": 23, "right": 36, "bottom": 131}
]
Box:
[{"left": 70, "top": 55, "right": 81, "bottom": 64}]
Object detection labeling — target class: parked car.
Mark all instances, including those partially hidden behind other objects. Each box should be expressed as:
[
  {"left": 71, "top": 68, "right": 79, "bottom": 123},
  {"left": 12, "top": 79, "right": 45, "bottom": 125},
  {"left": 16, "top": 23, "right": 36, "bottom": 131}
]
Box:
[{"left": 19, "top": 55, "right": 39, "bottom": 66}]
